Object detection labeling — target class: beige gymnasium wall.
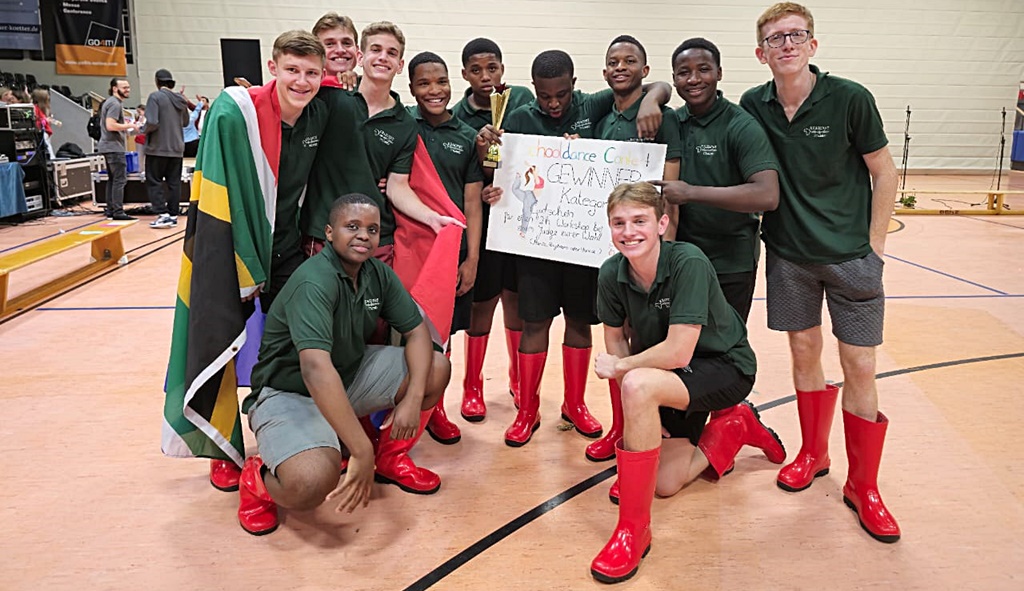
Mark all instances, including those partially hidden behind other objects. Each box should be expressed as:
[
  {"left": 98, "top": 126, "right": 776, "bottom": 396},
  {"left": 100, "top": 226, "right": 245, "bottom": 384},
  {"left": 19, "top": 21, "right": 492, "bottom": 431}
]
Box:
[{"left": 131, "top": 0, "right": 1024, "bottom": 171}]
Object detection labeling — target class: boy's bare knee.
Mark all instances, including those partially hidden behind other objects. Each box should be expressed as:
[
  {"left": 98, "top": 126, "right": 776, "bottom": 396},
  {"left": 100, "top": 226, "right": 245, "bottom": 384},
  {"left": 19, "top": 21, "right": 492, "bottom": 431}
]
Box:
[
  {"left": 423, "top": 351, "right": 451, "bottom": 408},
  {"left": 621, "top": 369, "right": 657, "bottom": 413}
]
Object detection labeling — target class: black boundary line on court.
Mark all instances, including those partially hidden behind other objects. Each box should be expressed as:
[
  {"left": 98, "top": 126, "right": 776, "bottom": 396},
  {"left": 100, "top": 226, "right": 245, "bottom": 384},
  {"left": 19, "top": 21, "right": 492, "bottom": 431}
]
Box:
[
  {"left": 0, "top": 231, "right": 185, "bottom": 327},
  {"left": 962, "top": 216, "right": 1024, "bottom": 231},
  {"left": 402, "top": 350, "right": 1024, "bottom": 591}
]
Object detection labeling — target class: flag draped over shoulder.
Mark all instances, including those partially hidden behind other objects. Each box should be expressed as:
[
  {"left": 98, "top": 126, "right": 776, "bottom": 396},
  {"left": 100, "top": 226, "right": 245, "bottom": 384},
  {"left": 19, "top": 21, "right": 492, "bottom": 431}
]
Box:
[
  {"left": 161, "top": 82, "right": 281, "bottom": 467},
  {"left": 393, "top": 137, "right": 466, "bottom": 348}
]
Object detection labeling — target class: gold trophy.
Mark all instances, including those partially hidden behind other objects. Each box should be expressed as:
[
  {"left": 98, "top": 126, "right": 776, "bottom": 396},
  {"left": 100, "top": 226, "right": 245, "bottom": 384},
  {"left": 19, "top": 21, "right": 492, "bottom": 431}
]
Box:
[{"left": 483, "top": 86, "right": 511, "bottom": 169}]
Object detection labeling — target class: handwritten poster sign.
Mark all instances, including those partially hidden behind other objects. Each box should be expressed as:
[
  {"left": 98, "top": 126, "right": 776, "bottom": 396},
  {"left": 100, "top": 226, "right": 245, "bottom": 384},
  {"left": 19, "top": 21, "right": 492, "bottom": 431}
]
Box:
[{"left": 486, "top": 133, "right": 667, "bottom": 268}]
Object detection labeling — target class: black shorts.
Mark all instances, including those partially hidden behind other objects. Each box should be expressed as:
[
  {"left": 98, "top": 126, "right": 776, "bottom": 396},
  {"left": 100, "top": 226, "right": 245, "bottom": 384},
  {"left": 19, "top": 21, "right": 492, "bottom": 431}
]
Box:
[
  {"left": 717, "top": 270, "right": 757, "bottom": 324},
  {"left": 516, "top": 256, "right": 599, "bottom": 324},
  {"left": 473, "top": 248, "right": 518, "bottom": 302},
  {"left": 659, "top": 356, "right": 755, "bottom": 444}
]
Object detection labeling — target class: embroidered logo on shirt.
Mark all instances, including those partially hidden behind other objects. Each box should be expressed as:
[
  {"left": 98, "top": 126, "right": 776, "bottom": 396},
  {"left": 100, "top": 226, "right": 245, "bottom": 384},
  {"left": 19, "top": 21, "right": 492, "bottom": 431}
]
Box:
[
  {"left": 804, "top": 125, "right": 830, "bottom": 138},
  {"left": 571, "top": 118, "right": 592, "bottom": 132},
  {"left": 443, "top": 141, "right": 464, "bottom": 155},
  {"left": 374, "top": 128, "right": 395, "bottom": 146},
  {"left": 695, "top": 144, "right": 718, "bottom": 157},
  {"left": 364, "top": 297, "right": 380, "bottom": 311},
  {"left": 654, "top": 297, "right": 671, "bottom": 310},
  {"left": 302, "top": 135, "right": 319, "bottom": 149}
]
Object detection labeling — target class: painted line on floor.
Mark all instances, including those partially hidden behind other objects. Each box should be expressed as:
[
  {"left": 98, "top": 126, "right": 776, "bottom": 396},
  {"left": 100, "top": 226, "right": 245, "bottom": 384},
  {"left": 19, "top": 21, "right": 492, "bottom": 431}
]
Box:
[
  {"left": 0, "top": 219, "right": 99, "bottom": 253},
  {"left": 883, "top": 254, "right": 1007, "bottom": 295},
  {"left": 402, "top": 350, "right": 1024, "bottom": 591},
  {"left": 0, "top": 234, "right": 185, "bottom": 326}
]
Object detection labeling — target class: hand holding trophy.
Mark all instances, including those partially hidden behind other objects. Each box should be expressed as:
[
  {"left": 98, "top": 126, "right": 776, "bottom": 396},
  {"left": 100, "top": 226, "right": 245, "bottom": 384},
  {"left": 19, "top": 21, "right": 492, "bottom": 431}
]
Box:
[{"left": 483, "top": 84, "right": 511, "bottom": 169}]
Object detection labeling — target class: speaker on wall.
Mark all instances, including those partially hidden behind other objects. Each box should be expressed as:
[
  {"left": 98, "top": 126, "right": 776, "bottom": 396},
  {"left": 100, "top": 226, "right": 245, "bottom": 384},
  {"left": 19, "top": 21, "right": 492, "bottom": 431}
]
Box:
[{"left": 220, "top": 39, "right": 263, "bottom": 89}]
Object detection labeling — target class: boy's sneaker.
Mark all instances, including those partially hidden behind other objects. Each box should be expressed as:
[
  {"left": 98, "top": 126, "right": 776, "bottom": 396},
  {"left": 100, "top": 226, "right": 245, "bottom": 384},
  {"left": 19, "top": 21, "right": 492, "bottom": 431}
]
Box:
[{"left": 150, "top": 214, "right": 175, "bottom": 228}]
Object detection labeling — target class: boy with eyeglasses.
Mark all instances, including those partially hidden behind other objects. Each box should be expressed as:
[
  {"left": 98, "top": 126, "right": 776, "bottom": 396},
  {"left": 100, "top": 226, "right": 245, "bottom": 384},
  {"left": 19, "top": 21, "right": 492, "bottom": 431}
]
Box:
[{"left": 740, "top": 2, "right": 900, "bottom": 543}]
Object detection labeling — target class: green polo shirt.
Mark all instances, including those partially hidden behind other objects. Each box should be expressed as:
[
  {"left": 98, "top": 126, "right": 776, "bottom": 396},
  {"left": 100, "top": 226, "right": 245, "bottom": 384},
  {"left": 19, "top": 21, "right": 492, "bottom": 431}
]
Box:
[
  {"left": 596, "top": 241, "right": 756, "bottom": 376},
  {"left": 301, "top": 87, "right": 381, "bottom": 243},
  {"left": 739, "top": 65, "right": 888, "bottom": 265},
  {"left": 247, "top": 247, "right": 422, "bottom": 406},
  {"left": 452, "top": 85, "right": 535, "bottom": 131},
  {"left": 274, "top": 97, "right": 328, "bottom": 260},
  {"left": 594, "top": 92, "right": 682, "bottom": 163},
  {"left": 410, "top": 106, "right": 485, "bottom": 251},
  {"left": 353, "top": 89, "right": 418, "bottom": 245},
  {"left": 502, "top": 89, "right": 615, "bottom": 138},
  {"left": 675, "top": 93, "right": 779, "bottom": 275}
]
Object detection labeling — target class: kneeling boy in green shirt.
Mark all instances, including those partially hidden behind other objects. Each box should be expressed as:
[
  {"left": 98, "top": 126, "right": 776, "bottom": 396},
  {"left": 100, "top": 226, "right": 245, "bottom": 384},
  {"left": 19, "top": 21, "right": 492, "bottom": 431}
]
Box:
[
  {"left": 589, "top": 182, "right": 784, "bottom": 583},
  {"left": 236, "top": 194, "right": 452, "bottom": 536}
]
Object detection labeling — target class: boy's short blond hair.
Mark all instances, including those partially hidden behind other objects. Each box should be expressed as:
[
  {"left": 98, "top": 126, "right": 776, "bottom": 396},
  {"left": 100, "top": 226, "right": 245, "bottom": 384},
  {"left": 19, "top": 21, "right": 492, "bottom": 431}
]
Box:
[
  {"left": 360, "top": 21, "right": 406, "bottom": 58},
  {"left": 272, "top": 30, "right": 326, "bottom": 65},
  {"left": 607, "top": 182, "right": 666, "bottom": 220},
  {"left": 313, "top": 12, "right": 358, "bottom": 43},
  {"left": 756, "top": 2, "right": 815, "bottom": 43}
]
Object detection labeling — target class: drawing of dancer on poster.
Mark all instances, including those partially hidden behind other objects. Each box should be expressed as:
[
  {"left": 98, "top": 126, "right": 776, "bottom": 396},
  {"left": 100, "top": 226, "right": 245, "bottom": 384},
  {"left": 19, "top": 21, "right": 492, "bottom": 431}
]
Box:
[{"left": 510, "top": 164, "right": 544, "bottom": 236}]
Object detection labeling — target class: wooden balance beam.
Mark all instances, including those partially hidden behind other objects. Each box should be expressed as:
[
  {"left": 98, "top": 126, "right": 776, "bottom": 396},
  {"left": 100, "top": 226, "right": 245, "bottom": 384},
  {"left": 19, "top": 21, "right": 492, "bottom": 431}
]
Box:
[
  {"left": 0, "top": 219, "right": 137, "bottom": 317},
  {"left": 895, "top": 189, "right": 1024, "bottom": 215}
]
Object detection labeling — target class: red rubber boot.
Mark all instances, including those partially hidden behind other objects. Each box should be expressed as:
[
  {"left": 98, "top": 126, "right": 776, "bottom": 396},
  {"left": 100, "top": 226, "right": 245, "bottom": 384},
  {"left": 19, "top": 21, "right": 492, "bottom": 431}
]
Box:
[
  {"left": 504, "top": 351, "right": 545, "bottom": 447},
  {"left": 777, "top": 384, "right": 839, "bottom": 492},
  {"left": 210, "top": 459, "right": 242, "bottom": 492},
  {"left": 506, "top": 328, "right": 522, "bottom": 408},
  {"left": 590, "top": 442, "right": 660, "bottom": 584},
  {"left": 238, "top": 456, "right": 278, "bottom": 536},
  {"left": 426, "top": 393, "right": 462, "bottom": 445},
  {"left": 697, "top": 410, "right": 749, "bottom": 480},
  {"left": 375, "top": 409, "right": 441, "bottom": 494},
  {"left": 461, "top": 333, "right": 489, "bottom": 421},
  {"left": 560, "top": 344, "right": 603, "bottom": 438},
  {"left": 842, "top": 410, "right": 901, "bottom": 543},
  {"left": 732, "top": 401, "right": 787, "bottom": 463},
  {"left": 586, "top": 380, "right": 623, "bottom": 462}
]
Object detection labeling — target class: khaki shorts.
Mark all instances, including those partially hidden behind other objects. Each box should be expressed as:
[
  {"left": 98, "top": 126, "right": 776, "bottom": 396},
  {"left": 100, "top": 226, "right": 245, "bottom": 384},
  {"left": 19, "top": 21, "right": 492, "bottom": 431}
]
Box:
[{"left": 247, "top": 345, "right": 408, "bottom": 472}]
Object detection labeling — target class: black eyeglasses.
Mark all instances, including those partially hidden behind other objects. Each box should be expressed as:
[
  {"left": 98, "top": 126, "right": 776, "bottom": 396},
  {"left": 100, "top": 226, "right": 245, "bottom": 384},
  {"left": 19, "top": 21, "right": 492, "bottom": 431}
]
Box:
[{"left": 761, "top": 29, "right": 811, "bottom": 48}]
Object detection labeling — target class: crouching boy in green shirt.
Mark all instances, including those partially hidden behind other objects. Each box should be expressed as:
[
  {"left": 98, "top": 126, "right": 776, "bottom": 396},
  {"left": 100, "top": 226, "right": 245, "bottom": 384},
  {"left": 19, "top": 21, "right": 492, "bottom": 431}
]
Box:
[
  {"left": 236, "top": 194, "right": 452, "bottom": 536},
  {"left": 589, "top": 182, "right": 784, "bottom": 583}
]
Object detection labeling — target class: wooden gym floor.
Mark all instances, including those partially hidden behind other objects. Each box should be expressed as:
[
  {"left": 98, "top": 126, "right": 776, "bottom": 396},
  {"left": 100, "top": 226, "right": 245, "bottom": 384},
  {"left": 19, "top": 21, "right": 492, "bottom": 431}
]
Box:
[{"left": 1, "top": 174, "right": 1023, "bottom": 590}]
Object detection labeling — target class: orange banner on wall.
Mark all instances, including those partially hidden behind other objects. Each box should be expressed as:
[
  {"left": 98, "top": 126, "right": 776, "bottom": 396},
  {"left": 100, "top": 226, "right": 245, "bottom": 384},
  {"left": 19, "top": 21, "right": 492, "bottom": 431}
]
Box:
[
  {"left": 51, "top": 0, "right": 126, "bottom": 76},
  {"left": 55, "top": 44, "right": 126, "bottom": 76}
]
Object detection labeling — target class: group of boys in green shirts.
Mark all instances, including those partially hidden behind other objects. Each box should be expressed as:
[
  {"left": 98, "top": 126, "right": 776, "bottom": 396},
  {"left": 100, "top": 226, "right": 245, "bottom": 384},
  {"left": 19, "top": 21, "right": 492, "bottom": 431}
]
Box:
[{"left": 188, "top": 1, "right": 900, "bottom": 585}]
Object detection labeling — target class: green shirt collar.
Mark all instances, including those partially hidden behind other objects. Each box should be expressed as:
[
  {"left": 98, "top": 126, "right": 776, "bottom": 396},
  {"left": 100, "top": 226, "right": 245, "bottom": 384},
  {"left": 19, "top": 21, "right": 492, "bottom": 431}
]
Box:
[
  {"left": 456, "top": 87, "right": 488, "bottom": 114},
  {"left": 411, "top": 105, "right": 459, "bottom": 129},
  {"left": 759, "top": 64, "right": 830, "bottom": 104},
  {"left": 611, "top": 91, "right": 645, "bottom": 122},
  {"left": 679, "top": 91, "right": 728, "bottom": 125},
  {"left": 319, "top": 242, "right": 370, "bottom": 289},
  {"left": 528, "top": 91, "right": 579, "bottom": 122},
  {"left": 614, "top": 244, "right": 673, "bottom": 293},
  {"left": 355, "top": 89, "right": 407, "bottom": 120}
]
